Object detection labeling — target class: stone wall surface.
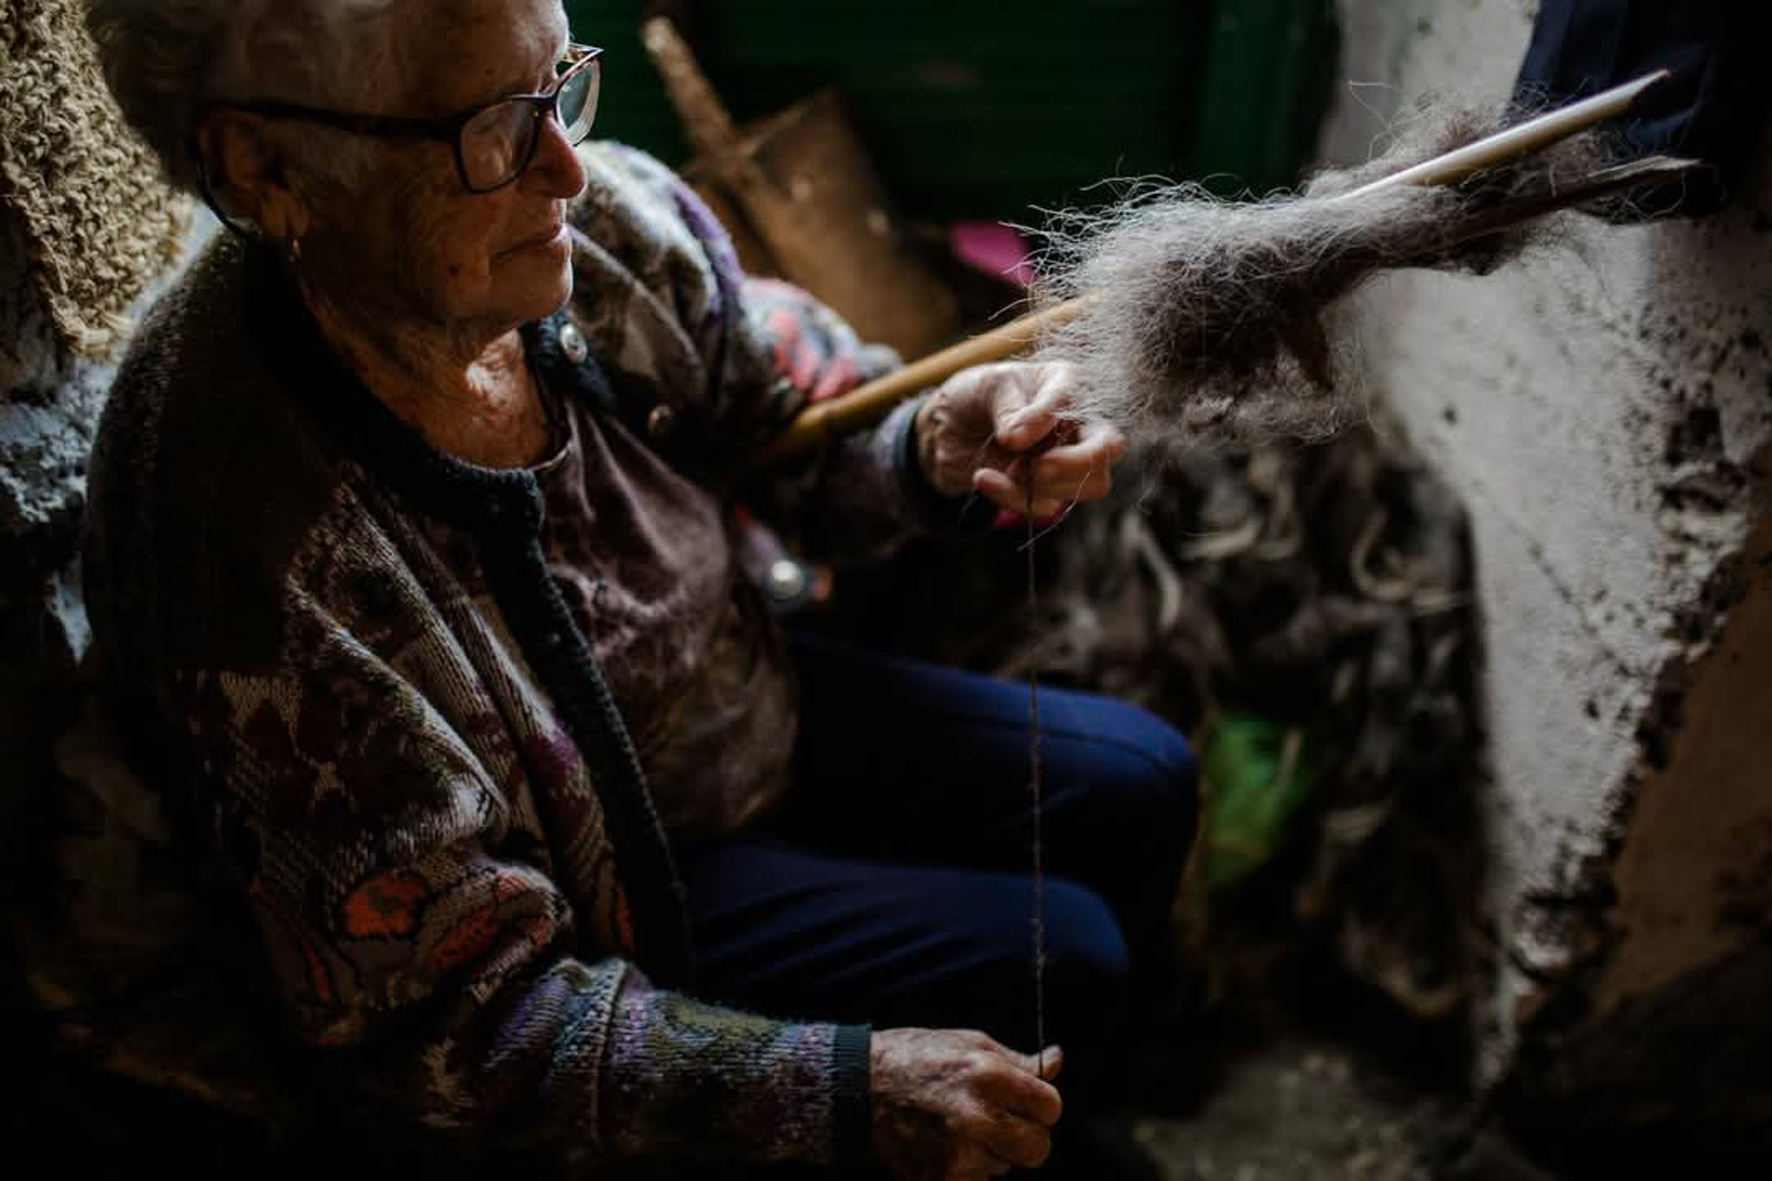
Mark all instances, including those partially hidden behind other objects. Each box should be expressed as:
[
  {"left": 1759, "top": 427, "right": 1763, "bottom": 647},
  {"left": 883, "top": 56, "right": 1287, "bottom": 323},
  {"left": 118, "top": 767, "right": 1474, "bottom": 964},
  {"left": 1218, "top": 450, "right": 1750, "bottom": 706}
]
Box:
[{"left": 1319, "top": 0, "right": 1772, "bottom": 1160}]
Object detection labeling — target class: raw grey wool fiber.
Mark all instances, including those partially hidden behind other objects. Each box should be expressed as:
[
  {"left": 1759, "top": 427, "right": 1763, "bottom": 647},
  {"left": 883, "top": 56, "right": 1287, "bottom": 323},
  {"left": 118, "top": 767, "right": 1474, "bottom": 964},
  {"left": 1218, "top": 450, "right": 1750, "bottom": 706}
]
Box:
[{"left": 1028, "top": 103, "right": 1613, "bottom": 446}]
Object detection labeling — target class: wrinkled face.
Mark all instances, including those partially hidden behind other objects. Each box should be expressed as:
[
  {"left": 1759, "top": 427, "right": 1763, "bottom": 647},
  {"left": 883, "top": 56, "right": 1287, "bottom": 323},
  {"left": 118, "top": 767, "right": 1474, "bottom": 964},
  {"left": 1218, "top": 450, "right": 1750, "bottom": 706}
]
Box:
[{"left": 306, "top": 0, "right": 586, "bottom": 336}]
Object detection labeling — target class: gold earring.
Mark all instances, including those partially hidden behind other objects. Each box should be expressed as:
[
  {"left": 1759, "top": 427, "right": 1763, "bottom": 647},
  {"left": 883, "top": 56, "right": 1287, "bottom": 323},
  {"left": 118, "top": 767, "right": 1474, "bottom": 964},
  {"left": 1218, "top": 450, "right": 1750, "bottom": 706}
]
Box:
[{"left": 287, "top": 235, "right": 303, "bottom": 263}]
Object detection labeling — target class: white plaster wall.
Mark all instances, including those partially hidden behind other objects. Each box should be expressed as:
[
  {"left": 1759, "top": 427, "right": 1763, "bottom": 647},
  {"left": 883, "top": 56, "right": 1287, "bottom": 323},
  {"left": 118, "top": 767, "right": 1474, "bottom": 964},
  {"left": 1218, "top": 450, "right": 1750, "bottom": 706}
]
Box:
[{"left": 1317, "top": 0, "right": 1772, "bottom": 1082}]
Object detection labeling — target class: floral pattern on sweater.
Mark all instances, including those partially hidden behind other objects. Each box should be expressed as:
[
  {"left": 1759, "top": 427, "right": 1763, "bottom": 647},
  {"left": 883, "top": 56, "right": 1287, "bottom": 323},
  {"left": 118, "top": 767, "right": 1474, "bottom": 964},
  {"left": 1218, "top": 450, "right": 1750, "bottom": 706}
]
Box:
[{"left": 26, "top": 141, "right": 959, "bottom": 1171}]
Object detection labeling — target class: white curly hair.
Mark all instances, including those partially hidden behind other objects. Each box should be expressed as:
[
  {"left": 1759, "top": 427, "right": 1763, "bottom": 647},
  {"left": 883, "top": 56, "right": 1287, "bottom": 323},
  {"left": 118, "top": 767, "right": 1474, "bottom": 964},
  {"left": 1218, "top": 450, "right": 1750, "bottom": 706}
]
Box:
[{"left": 86, "top": 0, "right": 411, "bottom": 196}]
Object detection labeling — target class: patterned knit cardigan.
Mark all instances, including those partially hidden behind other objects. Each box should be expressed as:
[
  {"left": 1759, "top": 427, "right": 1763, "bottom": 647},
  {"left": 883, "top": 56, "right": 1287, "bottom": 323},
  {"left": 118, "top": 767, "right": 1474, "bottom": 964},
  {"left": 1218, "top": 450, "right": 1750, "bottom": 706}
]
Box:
[{"left": 66, "top": 143, "right": 972, "bottom": 1171}]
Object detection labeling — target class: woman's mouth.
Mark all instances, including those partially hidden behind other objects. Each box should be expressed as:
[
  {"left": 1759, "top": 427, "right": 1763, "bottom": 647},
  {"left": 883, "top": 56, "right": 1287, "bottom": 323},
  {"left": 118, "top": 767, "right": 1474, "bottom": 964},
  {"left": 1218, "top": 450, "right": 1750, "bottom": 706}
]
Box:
[{"left": 508, "top": 224, "right": 568, "bottom": 255}]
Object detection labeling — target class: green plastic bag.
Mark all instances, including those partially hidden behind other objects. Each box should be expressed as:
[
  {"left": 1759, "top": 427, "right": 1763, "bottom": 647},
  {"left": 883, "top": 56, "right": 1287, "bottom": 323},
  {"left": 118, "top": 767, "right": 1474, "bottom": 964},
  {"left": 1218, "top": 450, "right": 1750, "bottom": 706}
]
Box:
[{"left": 1199, "top": 712, "right": 1319, "bottom": 895}]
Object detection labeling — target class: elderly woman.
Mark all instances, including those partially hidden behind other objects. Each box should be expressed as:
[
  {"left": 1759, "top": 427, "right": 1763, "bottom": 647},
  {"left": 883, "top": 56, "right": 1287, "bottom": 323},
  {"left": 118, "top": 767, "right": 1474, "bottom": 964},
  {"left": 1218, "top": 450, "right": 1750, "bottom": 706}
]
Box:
[{"left": 67, "top": 0, "right": 1197, "bottom": 1175}]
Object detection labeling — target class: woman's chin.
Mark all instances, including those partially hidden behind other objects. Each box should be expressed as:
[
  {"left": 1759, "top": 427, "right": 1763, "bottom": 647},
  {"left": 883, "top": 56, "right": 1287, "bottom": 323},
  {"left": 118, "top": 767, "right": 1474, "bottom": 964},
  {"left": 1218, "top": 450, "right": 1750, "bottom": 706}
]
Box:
[{"left": 491, "top": 253, "right": 575, "bottom": 324}]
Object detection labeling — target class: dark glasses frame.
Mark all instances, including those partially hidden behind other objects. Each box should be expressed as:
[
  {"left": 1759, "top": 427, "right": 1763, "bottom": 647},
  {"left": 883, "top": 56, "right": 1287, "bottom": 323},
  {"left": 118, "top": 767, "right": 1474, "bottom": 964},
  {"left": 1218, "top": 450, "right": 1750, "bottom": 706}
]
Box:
[{"left": 208, "top": 42, "right": 603, "bottom": 194}]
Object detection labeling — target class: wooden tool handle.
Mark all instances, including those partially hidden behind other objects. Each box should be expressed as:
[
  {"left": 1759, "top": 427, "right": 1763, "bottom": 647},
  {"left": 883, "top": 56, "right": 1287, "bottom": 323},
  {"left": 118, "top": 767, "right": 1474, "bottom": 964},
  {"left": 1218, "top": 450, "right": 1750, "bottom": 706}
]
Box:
[
  {"left": 744, "top": 297, "right": 1093, "bottom": 470},
  {"left": 639, "top": 14, "right": 822, "bottom": 279},
  {"left": 1343, "top": 70, "right": 1669, "bottom": 199},
  {"left": 641, "top": 16, "right": 744, "bottom": 162}
]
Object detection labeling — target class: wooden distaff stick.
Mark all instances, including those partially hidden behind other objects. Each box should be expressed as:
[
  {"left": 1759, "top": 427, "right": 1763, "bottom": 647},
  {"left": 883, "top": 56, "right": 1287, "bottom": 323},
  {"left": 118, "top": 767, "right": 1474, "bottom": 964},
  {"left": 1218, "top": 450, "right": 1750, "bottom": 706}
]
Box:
[{"left": 745, "top": 70, "right": 1676, "bottom": 470}]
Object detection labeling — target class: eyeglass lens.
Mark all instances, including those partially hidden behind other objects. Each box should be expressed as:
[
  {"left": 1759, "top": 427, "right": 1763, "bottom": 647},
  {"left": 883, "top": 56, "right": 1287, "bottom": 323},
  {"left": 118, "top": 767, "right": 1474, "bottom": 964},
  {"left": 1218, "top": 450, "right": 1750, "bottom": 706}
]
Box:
[
  {"left": 457, "top": 56, "right": 601, "bottom": 191},
  {"left": 557, "top": 60, "right": 601, "bottom": 142},
  {"left": 461, "top": 102, "right": 534, "bottom": 190}
]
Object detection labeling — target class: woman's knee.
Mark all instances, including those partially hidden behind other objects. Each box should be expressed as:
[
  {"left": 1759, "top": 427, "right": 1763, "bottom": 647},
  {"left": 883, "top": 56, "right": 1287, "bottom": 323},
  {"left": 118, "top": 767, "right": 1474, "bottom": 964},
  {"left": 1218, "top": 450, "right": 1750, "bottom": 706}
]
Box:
[
  {"left": 1038, "top": 880, "right": 1135, "bottom": 1081},
  {"left": 1041, "top": 879, "right": 1131, "bottom": 1003},
  {"left": 1068, "top": 699, "right": 1200, "bottom": 847}
]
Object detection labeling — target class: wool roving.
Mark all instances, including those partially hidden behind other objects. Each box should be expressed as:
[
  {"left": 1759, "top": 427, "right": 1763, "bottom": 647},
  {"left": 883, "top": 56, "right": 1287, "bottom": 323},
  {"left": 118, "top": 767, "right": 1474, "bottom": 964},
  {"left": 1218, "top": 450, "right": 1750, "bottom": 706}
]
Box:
[{"left": 1027, "top": 104, "right": 1625, "bottom": 445}]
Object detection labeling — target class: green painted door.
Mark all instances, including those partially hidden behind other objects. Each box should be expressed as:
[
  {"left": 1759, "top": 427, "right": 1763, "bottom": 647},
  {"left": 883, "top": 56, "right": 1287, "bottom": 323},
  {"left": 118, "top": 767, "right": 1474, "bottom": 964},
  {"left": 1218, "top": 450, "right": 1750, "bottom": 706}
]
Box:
[{"left": 567, "top": 0, "right": 1336, "bottom": 219}]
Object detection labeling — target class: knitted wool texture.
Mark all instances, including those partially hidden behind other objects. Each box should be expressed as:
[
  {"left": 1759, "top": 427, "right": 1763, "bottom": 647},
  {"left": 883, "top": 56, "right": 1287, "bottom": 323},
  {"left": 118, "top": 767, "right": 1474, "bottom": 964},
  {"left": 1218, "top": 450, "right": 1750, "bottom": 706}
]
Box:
[{"left": 0, "top": 0, "right": 188, "bottom": 356}]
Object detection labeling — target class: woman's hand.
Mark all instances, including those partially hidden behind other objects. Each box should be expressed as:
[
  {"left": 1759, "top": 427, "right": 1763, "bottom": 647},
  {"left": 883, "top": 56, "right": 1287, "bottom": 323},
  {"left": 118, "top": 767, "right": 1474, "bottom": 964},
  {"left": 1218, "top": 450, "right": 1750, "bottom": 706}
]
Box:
[
  {"left": 870, "top": 1027, "right": 1064, "bottom": 1180},
  {"left": 914, "top": 361, "right": 1126, "bottom": 519}
]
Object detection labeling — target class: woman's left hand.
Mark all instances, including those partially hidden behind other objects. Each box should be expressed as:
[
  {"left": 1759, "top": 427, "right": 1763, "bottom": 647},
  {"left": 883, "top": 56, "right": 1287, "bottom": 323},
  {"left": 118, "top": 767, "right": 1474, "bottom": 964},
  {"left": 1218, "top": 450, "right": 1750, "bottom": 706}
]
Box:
[{"left": 915, "top": 361, "right": 1126, "bottom": 519}]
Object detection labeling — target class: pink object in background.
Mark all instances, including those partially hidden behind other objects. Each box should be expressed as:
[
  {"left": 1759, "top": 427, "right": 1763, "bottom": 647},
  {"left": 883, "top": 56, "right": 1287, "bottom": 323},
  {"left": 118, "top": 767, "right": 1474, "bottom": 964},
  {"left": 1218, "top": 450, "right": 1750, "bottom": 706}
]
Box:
[
  {"left": 949, "top": 221, "right": 1036, "bottom": 288},
  {"left": 949, "top": 221, "right": 1048, "bottom": 530}
]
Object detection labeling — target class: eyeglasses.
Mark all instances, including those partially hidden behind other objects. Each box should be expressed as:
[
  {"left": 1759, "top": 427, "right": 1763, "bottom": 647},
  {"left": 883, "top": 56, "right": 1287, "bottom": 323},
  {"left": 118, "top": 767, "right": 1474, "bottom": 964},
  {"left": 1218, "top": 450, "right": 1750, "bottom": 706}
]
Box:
[{"left": 220, "top": 43, "right": 603, "bottom": 193}]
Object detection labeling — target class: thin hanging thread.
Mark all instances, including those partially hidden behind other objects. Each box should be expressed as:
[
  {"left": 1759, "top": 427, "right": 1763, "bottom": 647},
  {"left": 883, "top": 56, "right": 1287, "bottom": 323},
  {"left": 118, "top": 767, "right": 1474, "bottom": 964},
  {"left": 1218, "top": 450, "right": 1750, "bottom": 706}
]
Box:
[{"left": 1025, "top": 482, "right": 1047, "bottom": 1075}]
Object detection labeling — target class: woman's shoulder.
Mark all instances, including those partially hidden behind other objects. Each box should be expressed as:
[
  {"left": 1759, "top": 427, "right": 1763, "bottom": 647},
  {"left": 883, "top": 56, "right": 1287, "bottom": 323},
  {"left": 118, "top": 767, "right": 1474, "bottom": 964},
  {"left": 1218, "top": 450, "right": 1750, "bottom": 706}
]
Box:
[
  {"left": 95, "top": 234, "right": 272, "bottom": 474},
  {"left": 105, "top": 233, "right": 254, "bottom": 403},
  {"left": 570, "top": 141, "right": 745, "bottom": 307},
  {"left": 573, "top": 140, "right": 701, "bottom": 236},
  {"left": 83, "top": 235, "right": 357, "bottom": 672},
  {"left": 564, "top": 142, "right": 764, "bottom": 408}
]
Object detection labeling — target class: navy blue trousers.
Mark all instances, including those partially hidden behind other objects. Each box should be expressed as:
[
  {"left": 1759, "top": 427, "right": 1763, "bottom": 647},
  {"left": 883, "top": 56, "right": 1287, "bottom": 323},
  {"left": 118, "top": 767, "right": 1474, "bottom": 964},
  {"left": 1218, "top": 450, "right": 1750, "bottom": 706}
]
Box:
[{"left": 678, "top": 630, "right": 1199, "bottom": 1108}]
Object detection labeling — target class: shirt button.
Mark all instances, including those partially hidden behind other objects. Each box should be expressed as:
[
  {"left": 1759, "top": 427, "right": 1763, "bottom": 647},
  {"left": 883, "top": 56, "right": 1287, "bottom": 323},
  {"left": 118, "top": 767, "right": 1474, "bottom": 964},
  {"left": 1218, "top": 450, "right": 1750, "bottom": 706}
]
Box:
[
  {"left": 559, "top": 322, "right": 589, "bottom": 365},
  {"left": 766, "top": 558, "right": 809, "bottom": 603},
  {"left": 647, "top": 404, "right": 677, "bottom": 442}
]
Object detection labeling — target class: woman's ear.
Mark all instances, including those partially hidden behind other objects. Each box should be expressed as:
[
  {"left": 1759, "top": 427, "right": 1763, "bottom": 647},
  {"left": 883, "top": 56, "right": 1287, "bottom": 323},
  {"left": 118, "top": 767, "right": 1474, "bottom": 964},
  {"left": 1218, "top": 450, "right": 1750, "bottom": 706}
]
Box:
[{"left": 192, "top": 110, "right": 311, "bottom": 242}]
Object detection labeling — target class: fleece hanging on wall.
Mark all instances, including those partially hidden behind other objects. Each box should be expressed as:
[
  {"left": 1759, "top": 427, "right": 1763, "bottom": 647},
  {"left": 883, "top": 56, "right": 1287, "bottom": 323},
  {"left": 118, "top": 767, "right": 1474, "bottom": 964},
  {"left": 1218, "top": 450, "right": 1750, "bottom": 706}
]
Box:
[
  {"left": 1514, "top": 0, "right": 1772, "bottom": 217},
  {"left": 0, "top": 0, "right": 190, "bottom": 358}
]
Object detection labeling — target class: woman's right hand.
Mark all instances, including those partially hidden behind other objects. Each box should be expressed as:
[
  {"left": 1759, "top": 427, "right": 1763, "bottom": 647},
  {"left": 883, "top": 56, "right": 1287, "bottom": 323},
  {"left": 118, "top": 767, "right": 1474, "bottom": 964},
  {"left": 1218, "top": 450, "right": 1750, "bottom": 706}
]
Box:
[{"left": 869, "top": 1028, "right": 1064, "bottom": 1179}]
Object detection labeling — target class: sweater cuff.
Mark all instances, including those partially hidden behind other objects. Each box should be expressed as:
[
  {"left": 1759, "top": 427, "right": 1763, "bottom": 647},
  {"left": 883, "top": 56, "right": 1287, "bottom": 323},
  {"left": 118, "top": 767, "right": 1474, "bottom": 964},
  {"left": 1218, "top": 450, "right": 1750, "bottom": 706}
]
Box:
[
  {"left": 891, "top": 396, "right": 1000, "bottom": 540},
  {"left": 831, "top": 1023, "right": 873, "bottom": 1165}
]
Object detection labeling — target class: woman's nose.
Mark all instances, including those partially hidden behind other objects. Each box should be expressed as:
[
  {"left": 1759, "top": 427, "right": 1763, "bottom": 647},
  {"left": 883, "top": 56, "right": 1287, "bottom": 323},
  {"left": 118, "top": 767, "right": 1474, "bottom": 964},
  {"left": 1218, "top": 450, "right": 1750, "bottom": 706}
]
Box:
[{"left": 525, "top": 110, "right": 587, "bottom": 198}]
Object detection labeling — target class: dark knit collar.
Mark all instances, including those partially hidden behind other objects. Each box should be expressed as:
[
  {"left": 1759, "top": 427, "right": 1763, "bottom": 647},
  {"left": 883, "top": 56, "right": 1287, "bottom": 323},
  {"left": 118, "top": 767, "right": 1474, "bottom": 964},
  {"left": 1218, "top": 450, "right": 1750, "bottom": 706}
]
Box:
[{"left": 239, "top": 241, "right": 600, "bottom": 531}]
